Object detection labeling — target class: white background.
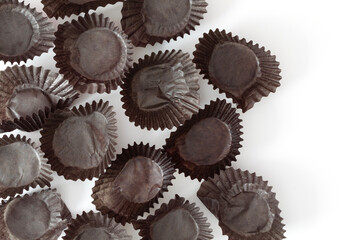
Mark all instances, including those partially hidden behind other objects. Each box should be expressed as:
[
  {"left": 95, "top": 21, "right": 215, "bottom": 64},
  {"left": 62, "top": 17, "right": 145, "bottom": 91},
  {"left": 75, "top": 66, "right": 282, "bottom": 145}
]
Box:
[{"left": 1, "top": 0, "right": 360, "bottom": 239}]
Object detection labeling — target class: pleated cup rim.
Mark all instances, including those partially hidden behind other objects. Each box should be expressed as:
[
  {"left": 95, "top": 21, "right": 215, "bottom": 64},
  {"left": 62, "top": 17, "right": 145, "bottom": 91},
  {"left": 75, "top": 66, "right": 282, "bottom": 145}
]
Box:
[
  {"left": 0, "top": 65, "right": 78, "bottom": 132},
  {"left": 0, "top": 189, "right": 71, "bottom": 240},
  {"left": 121, "top": 0, "right": 208, "bottom": 47},
  {"left": 40, "top": 99, "right": 118, "bottom": 181},
  {"left": 133, "top": 194, "right": 214, "bottom": 240},
  {"left": 164, "top": 98, "right": 243, "bottom": 181},
  {"left": 63, "top": 211, "right": 132, "bottom": 240},
  {"left": 0, "top": 134, "right": 53, "bottom": 199},
  {"left": 54, "top": 13, "right": 133, "bottom": 94},
  {"left": 197, "top": 167, "right": 286, "bottom": 240},
  {"left": 91, "top": 142, "right": 176, "bottom": 225},
  {"left": 193, "top": 29, "right": 282, "bottom": 112},
  {"left": 0, "top": 0, "right": 55, "bottom": 64},
  {"left": 120, "top": 49, "right": 201, "bottom": 130}
]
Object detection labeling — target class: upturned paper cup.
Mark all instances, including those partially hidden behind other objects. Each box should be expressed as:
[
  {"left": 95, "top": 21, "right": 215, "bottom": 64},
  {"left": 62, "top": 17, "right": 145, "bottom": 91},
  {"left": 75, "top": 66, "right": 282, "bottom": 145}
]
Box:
[
  {"left": 63, "top": 211, "right": 132, "bottom": 240},
  {"left": 197, "top": 167, "right": 286, "bottom": 240},
  {"left": 164, "top": 99, "right": 243, "bottom": 181},
  {"left": 133, "top": 195, "right": 213, "bottom": 240},
  {"left": 92, "top": 143, "right": 175, "bottom": 225},
  {"left": 40, "top": 100, "right": 118, "bottom": 181},
  {"left": 193, "top": 29, "right": 282, "bottom": 112},
  {"left": 0, "top": 65, "right": 78, "bottom": 133},
  {"left": 121, "top": 0, "right": 208, "bottom": 47},
  {"left": 54, "top": 13, "right": 133, "bottom": 94},
  {"left": 0, "top": 0, "right": 55, "bottom": 64},
  {"left": 0, "top": 134, "right": 52, "bottom": 199},
  {"left": 121, "top": 49, "right": 201, "bottom": 130},
  {"left": 0, "top": 189, "right": 71, "bottom": 240}
]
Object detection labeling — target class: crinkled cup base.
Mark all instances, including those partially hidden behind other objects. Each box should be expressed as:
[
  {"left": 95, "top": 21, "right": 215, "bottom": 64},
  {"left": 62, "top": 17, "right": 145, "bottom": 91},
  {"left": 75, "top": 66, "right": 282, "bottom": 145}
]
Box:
[
  {"left": 92, "top": 143, "right": 175, "bottom": 224},
  {"left": 121, "top": 0, "right": 208, "bottom": 47},
  {"left": 54, "top": 13, "right": 133, "bottom": 94},
  {"left": 193, "top": 29, "right": 281, "bottom": 112},
  {"left": 164, "top": 99, "right": 243, "bottom": 181},
  {"left": 40, "top": 100, "right": 118, "bottom": 181},
  {"left": 197, "top": 167, "right": 286, "bottom": 240},
  {"left": 121, "top": 49, "right": 200, "bottom": 130}
]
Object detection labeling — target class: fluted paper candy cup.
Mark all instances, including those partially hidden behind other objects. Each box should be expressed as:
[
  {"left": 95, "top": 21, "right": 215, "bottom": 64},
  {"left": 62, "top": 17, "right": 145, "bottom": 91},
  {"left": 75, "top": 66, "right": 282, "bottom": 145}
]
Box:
[
  {"left": 40, "top": 100, "right": 118, "bottom": 181},
  {"left": 197, "top": 167, "right": 286, "bottom": 240},
  {"left": 63, "top": 211, "right": 132, "bottom": 240},
  {"left": 0, "top": 65, "right": 78, "bottom": 133},
  {"left": 92, "top": 143, "right": 175, "bottom": 225},
  {"left": 164, "top": 99, "right": 243, "bottom": 181},
  {"left": 121, "top": 0, "right": 208, "bottom": 47},
  {"left": 121, "top": 49, "right": 201, "bottom": 130},
  {"left": 0, "top": 189, "right": 71, "bottom": 240},
  {"left": 0, "top": 0, "right": 55, "bottom": 64},
  {"left": 54, "top": 13, "right": 133, "bottom": 94},
  {"left": 193, "top": 29, "right": 282, "bottom": 112},
  {"left": 133, "top": 195, "right": 213, "bottom": 240},
  {"left": 0, "top": 134, "right": 52, "bottom": 199}
]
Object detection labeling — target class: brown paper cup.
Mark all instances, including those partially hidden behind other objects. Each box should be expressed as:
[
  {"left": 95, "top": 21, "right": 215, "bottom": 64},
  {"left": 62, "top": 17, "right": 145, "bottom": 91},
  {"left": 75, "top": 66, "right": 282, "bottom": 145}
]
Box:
[
  {"left": 0, "top": 0, "right": 55, "bottom": 64},
  {"left": 0, "top": 189, "right": 71, "bottom": 240},
  {"left": 164, "top": 99, "right": 243, "bottom": 181},
  {"left": 41, "top": 0, "right": 121, "bottom": 19},
  {"left": 0, "top": 134, "right": 52, "bottom": 199},
  {"left": 63, "top": 211, "right": 132, "bottom": 240},
  {"left": 92, "top": 143, "right": 176, "bottom": 225},
  {"left": 193, "top": 29, "right": 282, "bottom": 112},
  {"left": 121, "top": 0, "right": 208, "bottom": 47},
  {"left": 54, "top": 13, "right": 133, "bottom": 94},
  {"left": 40, "top": 100, "right": 118, "bottom": 181},
  {"left": 133, "top": 194, "right": 213, "bottom": 240},
  {"left": 197, "top": 167, "right": 286, "bottom": 240},
  {"left": 0, "top": 65, "right": 78, "bottom": 133},
  {"left": 121, "top": 49, "right": 201, "bottom": 130}
]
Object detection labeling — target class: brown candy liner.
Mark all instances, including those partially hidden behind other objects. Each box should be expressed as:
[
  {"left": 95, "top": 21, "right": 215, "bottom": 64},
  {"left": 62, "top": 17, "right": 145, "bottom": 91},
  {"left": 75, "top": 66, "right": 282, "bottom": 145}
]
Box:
[
  {"left": 54, "top": 13, "right": 133, "bottom": 94},
  {"left": 121, "top": 0, "right": 208, "bottom": 47},
  {"left": 193, "top": 29, "right": 282, "bottom": 112},
  {"left": 0, "top": 65, "right": 78, "bottom": 132},
  {"left": 92, "top": 143, "right": 176, "bottom": 225},
  {"left": 63, "top": 211, "right": 132, "bottom": 240},
  {"left": 197, "top": 167, "right": 286, "bottom": 240},
  {"left": 0, "top": 99, "right": 75, "bottom": 133},
  {"left": 40, "top": 100, "right": 118, "bottom": 181},
  {"left": 0, "top": 135, "right": 52, "bottom": 199},
  {"left": 121, "top": 49, "right": 201, "bottom": 130},
  {"left": 0, "top": 189, "right": 71, "bottom": 240},
  {"left": 41, "top": 0, "right": 121, "bottom": 19},
  {"left": 164, "top": 99, "right": 243, "bottom": 181},
  {"left": 0, "top": 0, "right": 55, "bottom": 64},
  {"left": 133, "top": 194, "right": 213, "bottom": 240}
]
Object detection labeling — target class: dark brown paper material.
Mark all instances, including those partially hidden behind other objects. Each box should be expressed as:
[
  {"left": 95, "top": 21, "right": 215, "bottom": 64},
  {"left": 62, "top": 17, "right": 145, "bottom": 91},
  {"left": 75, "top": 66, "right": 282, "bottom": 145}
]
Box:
[
  {"left": 193, "top": 29, "right": 282, "bottom": 112},
  {"left": 41, "top": 0, "right": 121, "bottom": 19},
  {"left": 40, "top": 100, "right": 118, "bottom": 181},
  {"left": 0, "top": 0, "right": 55, "bottom": 64},
  {"left": 54, "top": 13, "right": 133, "bottom": 94},
  {"left": 92, "top": 143, "right": 176, "bottom": 225},
  {"left": 164, "top": 99, "right": 243, "bottom": 181},
  {"left": 121, "top": 49, "right": 201, "bottom": 130},
  {"left": 121, "top": 0, "right": 208, "bottom": 47},
  {"left": 133, "top": 195, "right": 213, "bottom": 240},
  {"left": 0, "top": 189, "right": 71, "bottom": 240},
  {"left": 0, "top": 134, "right": 52, "bottom": 199},
  {"left": 0, "top": 65, "right": 78, "bottom": 132},
  {"left": 197, "top": 167, "right": 286, "bottom": 240},
  {"left": 63, "top": 211, "right": 132, "bottom": 240}
]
